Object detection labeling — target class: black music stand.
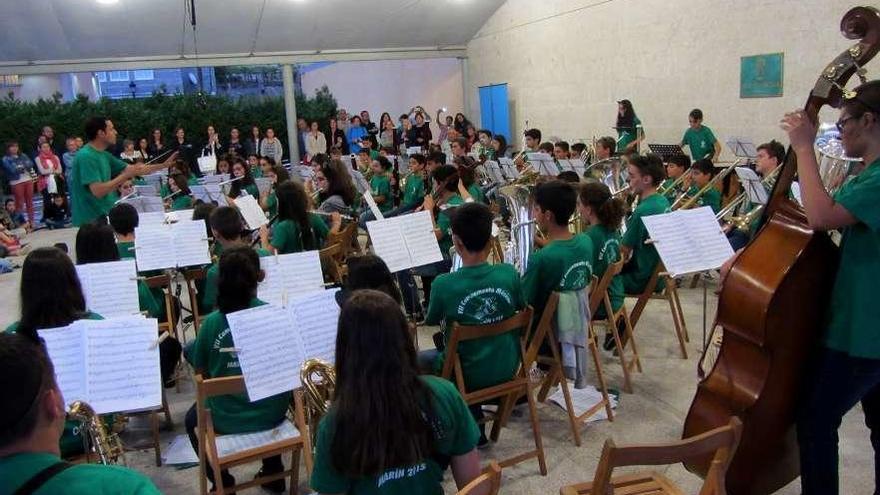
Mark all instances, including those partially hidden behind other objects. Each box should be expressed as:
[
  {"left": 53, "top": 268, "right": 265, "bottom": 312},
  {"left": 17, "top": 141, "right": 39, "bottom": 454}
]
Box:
[
  {"left": 647, "top": 144, "right": 686, "bottom": 162},
  {"left": 725, "top": 137, "right": 758, "bottom": 159}
]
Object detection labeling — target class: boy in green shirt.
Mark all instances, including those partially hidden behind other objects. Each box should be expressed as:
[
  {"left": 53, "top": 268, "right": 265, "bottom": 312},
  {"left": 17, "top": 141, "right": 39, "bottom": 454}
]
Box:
[
  {"left": 660, "top": 154, "right": 691, "bottom": 203},
  {"left": 370, "top": 156, "right": 393, "bottom": 214},
  {"left": 680, "top": 108, "right": 721, "bottom": 161},
  {"left": 686, "top": 159, "right": 722, "bottom": 213},
  {"left": 0, "top": 332, "right": 160, "bottom": 495},
  {"left": 621, "top": 153, "right": 671, "bottom": 294}
]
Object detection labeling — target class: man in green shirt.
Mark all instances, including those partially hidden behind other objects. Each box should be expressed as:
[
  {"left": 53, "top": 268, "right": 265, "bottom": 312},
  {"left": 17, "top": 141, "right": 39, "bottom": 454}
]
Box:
[
  {"left": 423, "top": 203, "right": 525, "bottom": 445},
  {"left": 621, "top": 153, "right": 671, "bottom": 294},
  {"left": 0, "top": 333, "right": 160, "bottom": 495},
  {"left": 71, "top": 116, "right": 177, "bottom": 226},
  {"left": 680, "top": 109, "right": 721, "bottom": 162},
  {"left": 782, "top": 81, "right": 880, "bottom": 495}
]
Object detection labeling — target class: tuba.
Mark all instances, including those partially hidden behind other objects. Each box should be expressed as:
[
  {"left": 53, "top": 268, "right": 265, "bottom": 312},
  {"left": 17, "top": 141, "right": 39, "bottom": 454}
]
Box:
[
  {"left": 299, "top": 358, "right": 336, "bottom": 445},
  {"left": 497, "top": 184, "right": 537, "bottom": 275},
  {"left": 68, "top": 401, "right": 125, "bottom": 465},
  {"left": 816, "top": 122, "right": 864, "bottom": 194}
]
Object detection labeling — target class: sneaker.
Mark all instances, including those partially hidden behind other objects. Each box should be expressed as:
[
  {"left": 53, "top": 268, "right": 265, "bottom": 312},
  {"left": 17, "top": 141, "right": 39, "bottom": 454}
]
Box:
[{"left": 254, "top": 468, "right": 285, "bottom": 493}]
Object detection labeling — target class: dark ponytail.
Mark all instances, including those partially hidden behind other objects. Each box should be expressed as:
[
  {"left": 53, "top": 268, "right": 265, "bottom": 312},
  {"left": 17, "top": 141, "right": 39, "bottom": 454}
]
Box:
[
  {"left": 216, "top": 246, "right": 262, "bottom": 314},
  {"left": 579, "top": 182, "right": 625, "bottom": 230}
]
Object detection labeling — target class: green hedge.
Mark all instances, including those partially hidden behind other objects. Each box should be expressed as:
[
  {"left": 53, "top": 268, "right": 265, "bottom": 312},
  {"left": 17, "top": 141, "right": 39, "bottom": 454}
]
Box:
[{"left": 0, "top": 86, "right": 337, "bottom": 150}]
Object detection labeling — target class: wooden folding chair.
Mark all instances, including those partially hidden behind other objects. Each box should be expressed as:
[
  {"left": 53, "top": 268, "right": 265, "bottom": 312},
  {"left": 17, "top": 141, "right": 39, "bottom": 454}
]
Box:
[
  {"left": 195, "top": 375, "right": 312, "bottom": 495},
  {"left": 327, "top": 221, "right": 360, "bottom": 261},
  {"left": 442, "top": 308, "right": 547, "bottom": 475},
  {"left": 123, "top": 389, "right": 173, "bottom": 467},
  {"left": 182, "top": 267, "right": 209, "bottom": 338},
  {"left": 531, "top": 292, "right": 613, "bottom": 447},
  {"left": 589, "top": 259, "right": 641, "bottom": 393},
  {"left": 559, "top": 417, "right": 743, "bottom": 495},
  {"left": 456, "top": 461, "right": 503, "bottom": 495},
  {"left": 144, "top": 273, "right": 177, "bottom": 339},
  {"left": 625, "top": 263, "right": 689, "bottom": 359}
]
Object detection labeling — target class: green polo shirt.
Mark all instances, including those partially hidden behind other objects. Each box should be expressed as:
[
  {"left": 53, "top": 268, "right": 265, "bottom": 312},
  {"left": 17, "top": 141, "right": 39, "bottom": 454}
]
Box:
[
  {"left": 425, "top": 262, "right": 525, "bottom": 391},
  {"left": 436, "top": 195, "right": 464, "bottom": 258},
  {"left": 270, "top": 215, "right": 329, "bottom": 254},
  {"left": 186, "top": 299, "right": 290, "bottom": 433},
  {"left": 264, "top": 191, "right": 278, "bottom": 219},
  {"left": 467, "top": 184, "right": 486, "bottom": 204},
  {"left": 616, "top": 116, "right": 642, "bottom": 153},
  {"left": 686, "top": 185, "right": 722, "bottom": 213},
  {"left": 310, "top": 375, "right": 479, "bottom": 495},
  {"left": 402, "top": 175, "right": 426, "bottom": 209},
  {"left": 0, "top": 453, "right": 160, "bottom": 495},
  {"left": 585, "top": 224, "right": 624, "bottom": 319},
  {"left": 70, "top": 144, "right": 128, "bottom": 226},
  {"left": 660, "top": 177, "right": 684, "bottom": 203},
  {"left": 201, "top": 247, "right": 271, "bottom": 312},
  {"left": 824, "top": 159, "right": 880, "bottom": 358},
  {"left": 117, "top": 241, "right": 135, "bottom": 260},
  {"left": 522, "top": 234, "right": 594, "bottom": 322},
  {"left": 621, "top": 193, "right": 670, "bottom": 294},
  {"left": 682, "top": 125, "right": 717, "bottom": 161},
  {"left": 370, "top": 174, "right": 393, "bottom": 213},
  {"left": 170, "top": 194, "right": 193, "bottom": 211}
]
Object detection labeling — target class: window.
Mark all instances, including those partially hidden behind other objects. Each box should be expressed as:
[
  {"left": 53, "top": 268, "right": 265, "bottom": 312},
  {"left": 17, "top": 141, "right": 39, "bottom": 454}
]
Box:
[
  {"left": 109, "top": 70, "right": 129, "bottom": 82},
  {"left": 95, "top": 72, "right": 107, "bottom": 82},
  {"left": 0, "top": 75, "right": 21, "bottom": 87},
  {"left": 133, "top": 69, "right": 154, "bottom": 81}
]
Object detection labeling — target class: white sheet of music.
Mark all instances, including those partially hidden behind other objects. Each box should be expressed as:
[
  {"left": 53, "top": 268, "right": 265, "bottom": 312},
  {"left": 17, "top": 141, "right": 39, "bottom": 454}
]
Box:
[
  {"left": 138, "top": 211, "right": 167, "bottom": 228},
  {"left": 290, "top": 288, "right": 340, "bottom": 365},
  {"left": 172, "top": 220, "right": 212, "bottom": 268},
  {"left": 134, "top": 226, "right": 175, "bottom": 271},
  {"left": 259, "top": 251, "right": 325, "bottom": 307},
  {"left": 84, "top": 317, "right": 162, "bottom": 414},
  {"left": 227, "top": 304, "right": 303, "bottom": 402},
  {"left": 557, "top": 159, "right": 574, "bottom": 172},
  {"left": 641, "top": 206, "right": 734, "bottom": 277},
  {"left": 166, "top": 209, "right": 194, "bottom": 223},
  {"left": 362, "top": 190, "right": 385, "bottom": 220},
  {"left": 570, "top": 158, "right": 586, "bottom": 175},
  {"left": 366, "top": 217, "right": 411, "bottom": 273},
  {"left": 398, "top": 211, "right": 444, "bottom": 268},
  {"left": 76, "top": 260, "right": 140, "bottom": 318},
  {"left": 548, "top": 386, "right": 617, "bottom": 422},
  {"left": 215, "top": 421, "right": 300, "bottom": 457},
  {"left": 234, "top": 194, "right": 269, "bottom": 229},
  {"left": 38, "top": 325, "right": 87, "bottom": 406}
]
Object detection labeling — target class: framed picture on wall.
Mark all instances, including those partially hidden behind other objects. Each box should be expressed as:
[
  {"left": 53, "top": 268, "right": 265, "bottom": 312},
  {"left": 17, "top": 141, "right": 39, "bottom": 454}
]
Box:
[{"left": 740, "top": 53, "right": 784, "bottom": 98}]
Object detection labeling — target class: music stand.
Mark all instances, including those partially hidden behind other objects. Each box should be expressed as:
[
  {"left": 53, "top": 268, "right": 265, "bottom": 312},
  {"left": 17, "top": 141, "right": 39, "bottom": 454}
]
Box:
[
  {"left": 647, "top": 144, "right": 686, "bottom": 162},
  {"left": 726, "top": 137, "right": 758, "bottom": 159}
]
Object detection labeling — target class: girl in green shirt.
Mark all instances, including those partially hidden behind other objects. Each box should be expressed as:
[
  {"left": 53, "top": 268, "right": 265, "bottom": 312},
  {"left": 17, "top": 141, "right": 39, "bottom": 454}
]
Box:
[
  {"left": 259, "top": 164, "right": 290, "bottom": 220},
  {"left": 616, "top": 99, "right": 644, "bottom": 153},
  {"left": 165, "top": 172, "right": 194, "bottom": 211},
  {"left": 311, "top": 290, "right": 484, "bottom": 495},
  {"left": 226, "top": 157, "right": 259, "bottom": 202},
  {"left": 260, "top": 180, "right": 341, "bottom": 254}
]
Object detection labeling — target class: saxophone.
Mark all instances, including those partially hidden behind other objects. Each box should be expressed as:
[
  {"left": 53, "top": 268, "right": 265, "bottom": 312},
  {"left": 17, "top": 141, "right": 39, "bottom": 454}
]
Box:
[
  {"left": 68, "top": 401, "right": 126, "bottom": 465},
  {"left": 299, "top": 358, "right": 336, "bottom": 445}
]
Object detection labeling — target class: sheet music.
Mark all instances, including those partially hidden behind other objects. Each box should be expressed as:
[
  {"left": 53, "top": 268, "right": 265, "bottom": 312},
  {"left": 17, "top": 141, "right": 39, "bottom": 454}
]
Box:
[
  {"left": 362, "top": 190, "right": 385, "bottom": 220},
  {"left": 557, "top": 159, "right": 574, "bottom": 172},
  {"left": 290, "top": 288, "right": 340, "bottom": 364},
  {"left": 84, "top": 317, "right": 162, "bottom": 414},
  {"left": 227, "top": 304, "right": 304, "bottom": 402},
  {"left": 498, "top": 158, "right": 519, "bottom": 179},
  {"left": 548, "top": 386, "right": 618, "bottom": 422},
  {"left": 366, "top": 217, "right": 412, "bottom": 273},
  {"left": 172, "top": 220, "right": 212, "bottom": 268},
  {"left": 76, "top": 260, "right": 140, "bottom": 318},
  {"left": 641, "top": 207, "right": 734, "bottom": 277},
  {"left": 259, "top": 251, "right": 325, "bottom": 307},
  {"left": 255, "top": 177, "right": 273, "bottom": 195},
  {"left": 235, "top": 194, "right": 269, "bottom": 229},
  {"left": 215, "top": 421, "right": 300, "bottom": 457},
  {"left": 569, "top": 159, "right": 586, "bottom": 175},
  {"left": 484, "top": 161, "right": 505, "bottom": 183},
  {"left": 162, "top": 434, "right": 199, "bottom": 465},
  {"left": 134, "top": 185, "right": 159, "bottom": 197},
  {"left": 734, "top": 167, "right": 768, "bottom": 205},
  {"left": 134, "top": 226, "right": 175, "bottom": 271},
  {"left": 38, "top": 325, "right": 87, "bottom": 405},
  {"left": 398, "top": 211, "right": 444, "bottom": 267}
]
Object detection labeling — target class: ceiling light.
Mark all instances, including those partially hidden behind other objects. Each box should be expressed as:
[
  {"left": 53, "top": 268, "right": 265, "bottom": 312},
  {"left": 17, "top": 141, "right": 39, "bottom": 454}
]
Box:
[{"left": 96, "top": 0, "right": 119, "bottom": 4}]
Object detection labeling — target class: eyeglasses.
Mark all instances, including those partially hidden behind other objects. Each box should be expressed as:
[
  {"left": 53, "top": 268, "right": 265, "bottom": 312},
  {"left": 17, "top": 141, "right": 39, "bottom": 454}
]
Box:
[{"left": 836, "top": 115, "right": 858, "bottom": 132}]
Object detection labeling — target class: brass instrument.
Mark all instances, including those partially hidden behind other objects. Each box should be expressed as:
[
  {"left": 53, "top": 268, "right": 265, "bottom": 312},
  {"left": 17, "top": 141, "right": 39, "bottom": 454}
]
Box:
[
  {"left": 299, "top": 358, "right": 336, "bottom": 445},
  {"left": 497, "top": 184, "right": 537, "bottom": 274},
  {"left": 672, "top": 163, "right": 738, "bottom": 210},
  {"left": 585, "top": 157, "right": 627, "bottom": 195},
  {"left": 68, "top": 400, "right": 125, "bottom": 465},
  {"left": 658, "top": 168, "right": 693, "bottom": 196},
  {"left": 715, "top": 164, "right": 782, "bottom": 224},
  {"left": 816, "top": 122, "right": 864, "bottom": 194}
]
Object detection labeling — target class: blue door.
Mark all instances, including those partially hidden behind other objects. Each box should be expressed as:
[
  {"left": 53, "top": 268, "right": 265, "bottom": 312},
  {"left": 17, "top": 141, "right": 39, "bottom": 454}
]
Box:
[{"left": 478, "top": 83, "right": 510, "bottom": 142}]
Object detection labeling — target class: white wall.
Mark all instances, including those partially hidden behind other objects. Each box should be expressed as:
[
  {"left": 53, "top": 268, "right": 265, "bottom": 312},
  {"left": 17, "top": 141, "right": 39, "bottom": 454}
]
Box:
[
  {"left": 466, "top": 0, "right": 861, "bottom": 156},
  {"left": 300, "top": 58, "right": 464, "bottom": 136},
  {"left": 7, "top": 72, "right": 99, "bottom": 102}
]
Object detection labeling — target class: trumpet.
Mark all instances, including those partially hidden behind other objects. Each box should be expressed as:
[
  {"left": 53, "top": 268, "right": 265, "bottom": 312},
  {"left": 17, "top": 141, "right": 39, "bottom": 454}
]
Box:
[{"left": 672, "top": 163, "right": 738, "bottom": 210}]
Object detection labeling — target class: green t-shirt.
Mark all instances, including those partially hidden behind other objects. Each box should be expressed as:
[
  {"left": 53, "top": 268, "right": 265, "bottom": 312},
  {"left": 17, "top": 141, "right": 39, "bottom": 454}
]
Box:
[
  {"left": 682, "top": 125, "right": 717, "bottom": 161},
  {"left": 436, "top": 195, "right": 465, "bottom": 258},
  {"left": 660, "top": 177, "right": 684, "bottom": 203},
  {"left": 70, "top": 144, "right": 128, "bottom": 226},
  {"left": 425, "top": 263, "right": 525, "bottom": 391},
  {"left": 522, "top": 234, "right": 594, "bottom": 323},
  {"left": 170, "top": 194, "right": 193, "bottom": 211},
  {"left": 251, "top": 166, "right": 263, "bottom": 178},
  {"left": 686, "top": 184, "right": 722, "bottom": 213},
  {"left": 265, "top": 191, "right": 278, "bottom": 219},
  {"left": 186, "top": 299, "right": 290, "bottom": 433},
  {"left": 137, "top": 280, "right": 161, "bottom": 318},
  {"left": 585, "top": 224, "right": 624, "bottom": 318},
  {"left": 616, "top": 116, "right": 642, "bottom": 153},
  {"left": 467, "top": 184, "right": 486, "bottom": 204},
  {"left": 270, "top": 215, "right": 330, "bottom": 254},
  {"left": 370, "top": 174, "right": 393, "bottom": 213},
  {"left": 621, "top": 193, "right": 670, "bottom": 294},
  {"left": 6, "top": 312, "right": 103, "bottom": 458},
  {"left": 402, "top": 175, "right": 426, "bottom": 209},
  {"left": 0, "top": 452, "right": 160, "bottom": 495},
  {"left": 201, "top": 247, "right": 271, "bottom": 312},
  {"left": 824, "top": 159, "right": 880, "bottom": 358},
  {"left": 117, "top": 241, "right": 135, "bottom": 260},
  {"left": 310, "top": 375, "right": 479, "bottom": 495}
]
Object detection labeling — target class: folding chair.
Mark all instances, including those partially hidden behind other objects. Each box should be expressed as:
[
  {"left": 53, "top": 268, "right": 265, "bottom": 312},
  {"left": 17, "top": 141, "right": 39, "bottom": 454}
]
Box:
[
  {"left": 182, "top": 267, "right": 209, "bottom": 338},
  {"left": 442, "top": 307, "right": 547, "bottom": 475},
  {"left": 531, "top": 292, "right": 613, "bottom": 447},
  {"left": 144, "top": 273, "right": 177, "bottom": 340},
  {"left": 319, "top": 243, "right": 343, "bottom": 285},
  {"left": 456, "top": 461, "right": 503, "bottom": 495},
  {"left": 195, "top": 375, "right": 312, "bottom": 495},
  {"left": 559, "top": 417, "right": 742, "bottom": 495},
  {"left": 625, "top": 263, "right": 689, "bottom": 359},
  {"left": 590, "top": 259, "right": 641, "bottom": 393}
]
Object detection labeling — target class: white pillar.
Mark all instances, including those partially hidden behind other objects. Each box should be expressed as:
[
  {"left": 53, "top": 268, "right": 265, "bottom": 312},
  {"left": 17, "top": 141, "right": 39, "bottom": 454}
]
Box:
[
  {"left": 282, "top": 64, "right": 300, "bottom": 163},
  {"left": 460, "top": 57, "right": 471, "bottom": 118}
]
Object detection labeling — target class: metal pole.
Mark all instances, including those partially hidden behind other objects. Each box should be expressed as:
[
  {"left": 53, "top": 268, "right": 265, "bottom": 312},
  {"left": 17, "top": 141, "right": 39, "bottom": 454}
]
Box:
[
  {"left": 459, "top": 57, "right": 470, "bottom": 118},
  {"left": 282, "top": 64, "right": 300, "bottom": 163}
]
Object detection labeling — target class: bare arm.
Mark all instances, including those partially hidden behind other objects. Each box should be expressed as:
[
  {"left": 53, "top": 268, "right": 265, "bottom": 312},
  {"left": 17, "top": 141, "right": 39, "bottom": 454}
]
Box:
[
  {"left": 713, "top": 139, "right": 722, "bottom": 161},
  {"left": 450, "top": 450, "right": 486, "bottom": 494},
  {"left": 89, "top": 167, "right": 138, "bottom": 199}
]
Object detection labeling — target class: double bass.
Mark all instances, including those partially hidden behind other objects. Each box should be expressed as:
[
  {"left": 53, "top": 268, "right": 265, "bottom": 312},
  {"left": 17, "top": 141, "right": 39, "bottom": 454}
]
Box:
[{"left": 683, "top": 6, "right": 880, "bottom": 495}]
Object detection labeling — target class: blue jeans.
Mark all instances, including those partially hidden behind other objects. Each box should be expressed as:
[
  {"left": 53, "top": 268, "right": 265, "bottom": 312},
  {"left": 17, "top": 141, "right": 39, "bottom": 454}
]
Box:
[
  {"left": 726, "top": 228, "right": 751, "bottom": 251},
  {"left": 797, "top": 347, "right": 880, "bottom": 495}
]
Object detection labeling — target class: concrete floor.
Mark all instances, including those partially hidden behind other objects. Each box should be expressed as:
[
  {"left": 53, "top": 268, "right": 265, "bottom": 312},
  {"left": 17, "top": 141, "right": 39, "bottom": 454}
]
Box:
[{"left": 0, "top": 227, "right": 874, "bottom": 494}]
